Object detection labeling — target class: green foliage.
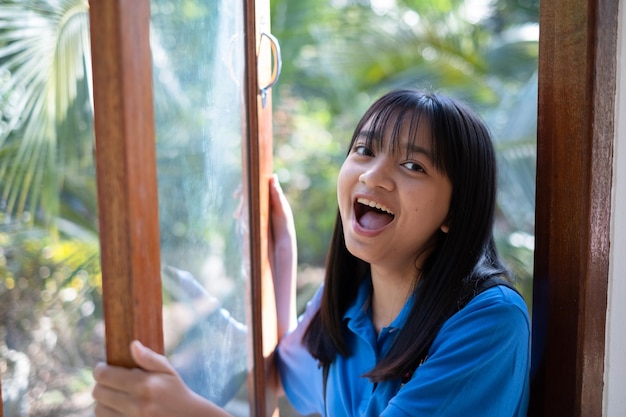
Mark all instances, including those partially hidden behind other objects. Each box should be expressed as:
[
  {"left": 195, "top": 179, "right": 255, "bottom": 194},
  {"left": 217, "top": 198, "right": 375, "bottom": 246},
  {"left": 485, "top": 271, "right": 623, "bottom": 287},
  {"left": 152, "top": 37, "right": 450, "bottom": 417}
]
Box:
[
  {"left": 0, "top": 215, "right": 102, "bottom": 416},
  {"left": 0, "top": 0, "right": 540, "bottom": 282},
  {"left": 0, "top": 216, "right": 102, "bottom": 348},
  {"left": 0, "top": 0, "right": 92, "bottom": 228},
  {"left": 270, "top": 0, "right": 539, "bottom": 293},
  {"left": 273, "top": 96, "right": 345, "bottom": 265}
]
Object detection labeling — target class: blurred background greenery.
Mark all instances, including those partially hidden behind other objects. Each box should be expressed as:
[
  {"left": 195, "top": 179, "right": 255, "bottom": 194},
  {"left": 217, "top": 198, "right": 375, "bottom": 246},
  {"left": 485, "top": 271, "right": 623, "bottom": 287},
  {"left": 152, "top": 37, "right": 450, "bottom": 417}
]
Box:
[{"left": 0, "top": 0, "right": 537, "bottom": 415}]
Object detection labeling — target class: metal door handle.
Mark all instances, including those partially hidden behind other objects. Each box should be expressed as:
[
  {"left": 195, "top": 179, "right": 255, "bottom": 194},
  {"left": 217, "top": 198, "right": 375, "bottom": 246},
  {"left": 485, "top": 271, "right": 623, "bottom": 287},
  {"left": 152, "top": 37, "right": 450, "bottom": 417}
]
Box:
[{"left": 258, "top": 32, "right": 282, "bottom": 108}]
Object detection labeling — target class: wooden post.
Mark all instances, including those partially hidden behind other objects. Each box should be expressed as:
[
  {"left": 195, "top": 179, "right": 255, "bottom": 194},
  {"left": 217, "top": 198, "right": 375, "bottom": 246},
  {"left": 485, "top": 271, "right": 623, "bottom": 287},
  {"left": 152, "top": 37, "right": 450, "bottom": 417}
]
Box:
[
  {"left": 244, "top": 0, "right": 278, "bottom": 415},
  {"left": 530, "top": 0, "right": 617, "bottom": 415},
  {"left": 88, "top": 0, "right": 164, "bottom": 366}
]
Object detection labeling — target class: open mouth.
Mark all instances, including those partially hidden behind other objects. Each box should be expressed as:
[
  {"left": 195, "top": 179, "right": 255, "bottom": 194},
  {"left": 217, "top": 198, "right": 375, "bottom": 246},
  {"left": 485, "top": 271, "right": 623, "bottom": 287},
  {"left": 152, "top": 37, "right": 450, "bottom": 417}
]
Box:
[{"left": 355, "top": 197, "right": 395, "bottom": 230}]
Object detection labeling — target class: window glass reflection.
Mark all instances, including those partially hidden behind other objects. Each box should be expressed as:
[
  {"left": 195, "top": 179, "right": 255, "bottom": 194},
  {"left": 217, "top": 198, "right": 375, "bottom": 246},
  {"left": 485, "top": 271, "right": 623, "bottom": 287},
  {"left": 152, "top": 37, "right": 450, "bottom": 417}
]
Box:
[{"left": 150, "top": 0, "right": 250, "bottom": 413}]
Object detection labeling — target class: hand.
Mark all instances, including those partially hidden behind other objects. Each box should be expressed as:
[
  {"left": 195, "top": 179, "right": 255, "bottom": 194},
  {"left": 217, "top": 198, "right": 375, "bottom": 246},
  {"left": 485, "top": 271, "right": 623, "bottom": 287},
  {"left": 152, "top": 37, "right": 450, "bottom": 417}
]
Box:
[
  {"left": 92, "top": 340, "right": 232, "bottom": 417},
  {"left": 268, "top": 174, "right": 297, "bottom": 339}
]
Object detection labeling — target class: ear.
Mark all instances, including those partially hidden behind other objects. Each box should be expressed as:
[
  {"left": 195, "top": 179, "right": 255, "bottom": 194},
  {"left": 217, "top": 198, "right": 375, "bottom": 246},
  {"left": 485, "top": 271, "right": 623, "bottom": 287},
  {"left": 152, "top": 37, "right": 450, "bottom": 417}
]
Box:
[{"left": 440, "top": 223, "right": 450, "bottom": 234}]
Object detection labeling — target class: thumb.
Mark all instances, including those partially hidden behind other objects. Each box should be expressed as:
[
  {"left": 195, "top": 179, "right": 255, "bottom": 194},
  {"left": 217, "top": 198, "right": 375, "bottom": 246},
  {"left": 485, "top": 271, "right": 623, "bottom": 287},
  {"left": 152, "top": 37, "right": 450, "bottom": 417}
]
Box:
[{"left": 130, "top": 340, "right": 176, "bottom": 375}]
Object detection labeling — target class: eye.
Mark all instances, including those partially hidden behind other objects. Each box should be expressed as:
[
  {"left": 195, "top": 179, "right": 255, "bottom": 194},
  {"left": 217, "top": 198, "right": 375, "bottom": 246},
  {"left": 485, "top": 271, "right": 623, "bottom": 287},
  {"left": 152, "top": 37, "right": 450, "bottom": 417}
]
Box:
[
  {"left": 402, "top": 161, "right": 426, "bottom": 173},
  {"left": 354, "top": 144, "right": 374, "bottom": 157}
]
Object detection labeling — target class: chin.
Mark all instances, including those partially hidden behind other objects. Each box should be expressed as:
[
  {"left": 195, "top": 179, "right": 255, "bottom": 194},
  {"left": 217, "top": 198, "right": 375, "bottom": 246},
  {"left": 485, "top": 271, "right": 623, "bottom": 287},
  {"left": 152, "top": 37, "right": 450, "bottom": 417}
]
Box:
[{"left": 343, "top": 238, "right": 376, "bottom": 264}]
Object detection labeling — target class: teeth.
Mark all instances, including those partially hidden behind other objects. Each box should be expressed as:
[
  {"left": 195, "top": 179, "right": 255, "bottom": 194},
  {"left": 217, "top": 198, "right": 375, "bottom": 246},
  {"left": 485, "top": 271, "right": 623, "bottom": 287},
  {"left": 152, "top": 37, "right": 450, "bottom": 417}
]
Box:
[{"left": 357, "top": 198, "right": 394, "bottom": 215}]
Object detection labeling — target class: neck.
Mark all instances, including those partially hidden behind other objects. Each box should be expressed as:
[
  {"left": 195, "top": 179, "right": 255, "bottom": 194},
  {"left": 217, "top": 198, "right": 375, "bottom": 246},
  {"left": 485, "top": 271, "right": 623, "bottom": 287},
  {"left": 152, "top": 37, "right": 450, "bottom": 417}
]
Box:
[{"left": 370, "top": 265, "right": 416, "bottom": 334}]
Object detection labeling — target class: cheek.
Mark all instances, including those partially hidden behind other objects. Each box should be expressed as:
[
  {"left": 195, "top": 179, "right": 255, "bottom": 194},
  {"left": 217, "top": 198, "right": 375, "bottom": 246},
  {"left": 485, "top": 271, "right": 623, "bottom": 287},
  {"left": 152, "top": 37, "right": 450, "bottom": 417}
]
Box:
[
  {"left": 432, "top": 180, "right": 453, "bottom": 222},
  {"left": 409, "top": 195, "right": 450, "bottom": 226},
  {"left": 336, "top": 163, "right": 351, "bottom": 205},
  {"left": 436, "top": 194, "right": 452, "bottom": 225}
]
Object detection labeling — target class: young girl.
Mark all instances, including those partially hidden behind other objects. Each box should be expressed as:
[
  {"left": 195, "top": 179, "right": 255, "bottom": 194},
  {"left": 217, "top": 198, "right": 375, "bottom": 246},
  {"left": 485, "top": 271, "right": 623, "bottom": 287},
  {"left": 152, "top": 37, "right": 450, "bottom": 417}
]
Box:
[{"left": 92, "top": 89, "right": 530, "bottom": 417}]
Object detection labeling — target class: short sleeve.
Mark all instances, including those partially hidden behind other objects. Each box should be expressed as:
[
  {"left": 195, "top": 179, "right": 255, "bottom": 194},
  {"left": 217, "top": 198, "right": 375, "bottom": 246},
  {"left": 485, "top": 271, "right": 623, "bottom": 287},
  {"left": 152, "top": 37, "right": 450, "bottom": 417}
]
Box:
[
  {"left": 275, "top": 285, "right": 325, "bottom": 416},
  {"left": 382, "top": 286, "right": 531, "bottom": 417}
]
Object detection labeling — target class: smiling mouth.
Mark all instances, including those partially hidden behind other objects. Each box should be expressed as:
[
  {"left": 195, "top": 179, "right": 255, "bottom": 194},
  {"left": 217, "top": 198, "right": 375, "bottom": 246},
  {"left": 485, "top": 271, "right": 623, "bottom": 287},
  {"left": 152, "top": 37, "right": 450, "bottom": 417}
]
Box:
[{"left": 355, "top": 197, "right": 395, "bottom": 230}]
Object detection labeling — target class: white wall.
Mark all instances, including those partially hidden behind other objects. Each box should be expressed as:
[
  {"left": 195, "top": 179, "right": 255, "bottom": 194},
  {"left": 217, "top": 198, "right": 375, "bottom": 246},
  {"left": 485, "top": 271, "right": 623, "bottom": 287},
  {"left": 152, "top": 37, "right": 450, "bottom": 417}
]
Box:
[{"left": 604, "top": 2, "right": 626, "bottom": 415}]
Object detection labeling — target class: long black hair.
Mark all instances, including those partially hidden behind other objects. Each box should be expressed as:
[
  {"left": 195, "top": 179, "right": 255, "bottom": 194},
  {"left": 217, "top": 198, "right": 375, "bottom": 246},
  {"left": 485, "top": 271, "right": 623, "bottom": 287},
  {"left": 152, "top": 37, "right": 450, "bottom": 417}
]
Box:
[{"left": 302, "top": 89, "right": 510, "bottom": 382}]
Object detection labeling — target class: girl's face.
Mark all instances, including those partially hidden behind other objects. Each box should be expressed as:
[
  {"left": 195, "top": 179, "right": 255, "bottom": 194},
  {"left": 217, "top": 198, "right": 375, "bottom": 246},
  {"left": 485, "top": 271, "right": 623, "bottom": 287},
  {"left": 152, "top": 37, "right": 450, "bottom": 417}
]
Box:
[{"left": 337, "top": 116, "right": 452, "bottom": 278}]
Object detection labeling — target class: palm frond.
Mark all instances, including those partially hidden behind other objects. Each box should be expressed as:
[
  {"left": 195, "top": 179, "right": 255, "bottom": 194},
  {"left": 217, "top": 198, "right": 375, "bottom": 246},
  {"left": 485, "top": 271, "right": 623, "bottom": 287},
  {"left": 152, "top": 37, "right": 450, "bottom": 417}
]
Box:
[{"left": 0, "top": 0, "right": 90, "bottom": 226}]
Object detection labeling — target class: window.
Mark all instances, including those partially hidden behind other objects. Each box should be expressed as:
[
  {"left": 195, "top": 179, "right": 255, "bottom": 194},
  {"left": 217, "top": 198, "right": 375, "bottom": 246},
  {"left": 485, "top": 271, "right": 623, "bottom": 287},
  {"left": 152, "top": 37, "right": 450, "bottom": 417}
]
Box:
[
  {"left": 87, "top": 0, "right": 278, "bottom": 415},
  {"left": 0, "top": 0, "right": 279, "bottom": 415}
]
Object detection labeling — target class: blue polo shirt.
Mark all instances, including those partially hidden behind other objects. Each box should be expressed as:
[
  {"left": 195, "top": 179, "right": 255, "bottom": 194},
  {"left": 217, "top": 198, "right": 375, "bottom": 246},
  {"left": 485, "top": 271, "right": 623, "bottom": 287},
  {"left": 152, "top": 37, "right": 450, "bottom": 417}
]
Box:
[{"left": 276, "top": 280, "right": 530, "bottom": 416}]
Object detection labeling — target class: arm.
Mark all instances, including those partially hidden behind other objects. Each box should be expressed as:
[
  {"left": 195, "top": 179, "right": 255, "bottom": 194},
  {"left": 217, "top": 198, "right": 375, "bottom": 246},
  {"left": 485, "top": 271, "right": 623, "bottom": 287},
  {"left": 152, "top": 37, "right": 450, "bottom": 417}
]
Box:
[
  {"left": 268, "top": 174, "right": 297, "bottom": 340},
  {"left": 265, "top": 175, "right": 298, "bottom": 405}
]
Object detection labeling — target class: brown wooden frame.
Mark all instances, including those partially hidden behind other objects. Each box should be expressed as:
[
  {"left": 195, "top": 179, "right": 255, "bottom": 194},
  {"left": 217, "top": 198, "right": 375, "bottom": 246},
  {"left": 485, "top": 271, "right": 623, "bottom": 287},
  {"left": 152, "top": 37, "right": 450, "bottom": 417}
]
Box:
[
  {"left": 244, "top": 0, "right": 278, "bottom": 415},
  {"left": 88, "top": 0, "right": 277, "bottom": 416},
  {"left": 529, "top": 0, "right": 618, "bottom": 415},
  {"left": 88, "top": 0, "right": 164, "bottom": 365}
]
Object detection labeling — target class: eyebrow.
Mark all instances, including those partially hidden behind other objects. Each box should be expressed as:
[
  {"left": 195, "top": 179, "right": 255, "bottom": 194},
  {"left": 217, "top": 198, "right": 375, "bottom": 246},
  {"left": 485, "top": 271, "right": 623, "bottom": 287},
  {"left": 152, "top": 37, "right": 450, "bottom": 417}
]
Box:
[
  {"left": 405, "top": 143, "right": 433, "bottom": 160},
  {"left": 355, "top": 130, "right": 376, "bottom": 140},
  {"left": 357, "top": 130, "right": 434, "bottom": 160}
]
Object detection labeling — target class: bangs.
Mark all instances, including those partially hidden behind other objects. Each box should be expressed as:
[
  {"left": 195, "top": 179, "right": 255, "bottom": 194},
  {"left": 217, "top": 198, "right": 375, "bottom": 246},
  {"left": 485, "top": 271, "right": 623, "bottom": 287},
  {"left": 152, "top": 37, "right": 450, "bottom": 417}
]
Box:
[{"left": 350, "top": 92, "right": 448, "bottom": 174}]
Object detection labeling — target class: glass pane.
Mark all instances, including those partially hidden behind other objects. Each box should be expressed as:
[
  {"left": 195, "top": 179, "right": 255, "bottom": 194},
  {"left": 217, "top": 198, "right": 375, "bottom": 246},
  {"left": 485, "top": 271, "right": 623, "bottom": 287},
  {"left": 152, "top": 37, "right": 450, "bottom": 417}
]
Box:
[
  {"left": 150, "top": 1, "right": 250, "bottom": 415},
  {"left": 0, "top": 3, "right": 102, "bottom": 416}
]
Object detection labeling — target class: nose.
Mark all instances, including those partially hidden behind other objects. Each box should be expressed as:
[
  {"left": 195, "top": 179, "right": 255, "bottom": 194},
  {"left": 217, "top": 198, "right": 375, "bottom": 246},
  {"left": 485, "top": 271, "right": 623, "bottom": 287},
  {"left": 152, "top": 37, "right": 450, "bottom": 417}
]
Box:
[{"left": 358, "top": 159, "right": 395, "bottom": 191}]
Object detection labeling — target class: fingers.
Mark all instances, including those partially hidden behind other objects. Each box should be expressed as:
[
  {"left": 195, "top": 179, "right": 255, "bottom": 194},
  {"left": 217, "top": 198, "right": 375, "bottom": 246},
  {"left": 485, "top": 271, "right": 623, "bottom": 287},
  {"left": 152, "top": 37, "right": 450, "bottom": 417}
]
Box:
[
  {"left": 269, "top": 175, "right": 296, "bottom": 238},
  {"left": 93, "top": 362, "right": 138, "bottom": 394},
  {"left": 268, "top": 175, "right": 298, "bottom": 337},
  {"left": 93, "top": 402, "right": 122, "bottom": 417},
  {"left": 269, "top": 175, "right": 291, "bottom": 213},
  {"left": 92, "top": 379, "right": 131, "bottom": 416},
  {"left": 268, "top": 175, "right": 296, "bottom": 261},
  {"left": 130, "top": 340, "right": 176, "bottom": 375},
  {"left": 92, "top": 341, "right": 182, "bottom": 417},
  {"left": 268, "top": 175, "right": 296, "bottom": 271},
  {"left": 92, "top": 363, "right": 139, "bottom": 416},
  {"left": 92, "top": 342, "right": 175, "bottom": 393},
  {"left": 269, "top": 174, "right": 288, "bottom": 218}
]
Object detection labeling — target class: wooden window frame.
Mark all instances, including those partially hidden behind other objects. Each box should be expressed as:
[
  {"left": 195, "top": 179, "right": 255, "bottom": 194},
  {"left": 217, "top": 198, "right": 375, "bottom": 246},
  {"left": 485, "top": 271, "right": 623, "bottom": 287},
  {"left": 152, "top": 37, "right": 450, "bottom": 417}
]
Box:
[
  {"left": 244, "top": 0, "right": 278, "bottom": 415},
  {"left": 88, "top": 0, "right": 165, "bottom": 367},
  {"left": 529, "top": 0, "right": 618, "bottom": 415},
  {"left": 87, "top": 0, "right": 277, "bottom": 416}
]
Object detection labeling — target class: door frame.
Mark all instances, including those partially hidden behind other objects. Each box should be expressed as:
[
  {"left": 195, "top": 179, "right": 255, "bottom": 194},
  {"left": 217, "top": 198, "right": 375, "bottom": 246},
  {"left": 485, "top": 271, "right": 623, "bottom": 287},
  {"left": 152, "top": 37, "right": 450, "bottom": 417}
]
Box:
[{"left": 529, "top": 0, "right": 618, "bottom": 415}]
